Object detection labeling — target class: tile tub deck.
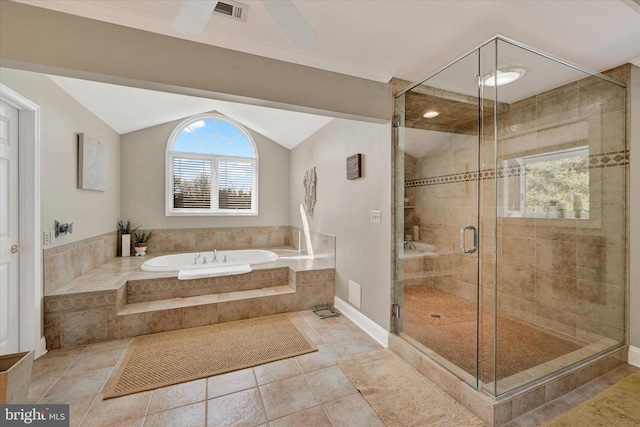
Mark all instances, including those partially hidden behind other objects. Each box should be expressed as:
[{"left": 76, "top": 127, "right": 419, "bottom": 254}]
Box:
[{"left": 43, "top": 248, "right": 335, "bottom": 350}]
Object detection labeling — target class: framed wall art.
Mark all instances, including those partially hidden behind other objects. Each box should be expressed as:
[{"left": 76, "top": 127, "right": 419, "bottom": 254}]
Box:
[{"left": 78, "top": 133, "right": 108, "bottom": 191}]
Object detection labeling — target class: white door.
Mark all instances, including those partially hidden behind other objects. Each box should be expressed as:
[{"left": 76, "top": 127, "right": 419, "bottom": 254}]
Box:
[{"left": 0, "top": 100, "right": 20, "bottom": 355}]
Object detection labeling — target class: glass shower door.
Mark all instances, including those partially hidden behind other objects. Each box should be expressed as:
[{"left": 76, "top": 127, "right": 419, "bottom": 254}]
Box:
[
  {"left": 394, "top": 49, "right": 482, "bottom": 388},
  {"left": 395, "top": 35, "right": 627, "bottom": 398}
]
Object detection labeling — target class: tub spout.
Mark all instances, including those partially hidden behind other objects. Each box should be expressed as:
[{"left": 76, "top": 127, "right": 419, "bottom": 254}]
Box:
[{"left": 404, "top": 241, "right": 416, "bottom": 249}]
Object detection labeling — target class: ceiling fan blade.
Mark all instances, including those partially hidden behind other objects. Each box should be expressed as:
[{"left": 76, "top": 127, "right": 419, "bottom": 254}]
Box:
[
  {"left": 260, "top": 0, "right": 315, "bottom": 47},
  {"left": 173, "top": 0, "right": 219, "bottom": 35}
]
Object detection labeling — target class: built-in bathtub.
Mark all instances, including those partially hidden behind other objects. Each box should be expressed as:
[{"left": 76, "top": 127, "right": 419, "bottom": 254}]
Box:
[{"left": 141, "top": 249, "right": 279, "bottom": 273}]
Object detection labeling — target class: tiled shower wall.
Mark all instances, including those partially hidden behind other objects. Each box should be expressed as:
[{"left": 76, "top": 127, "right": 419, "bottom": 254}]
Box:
[{"left": 403, "top": 64, "right": 629, "bottom": 344}]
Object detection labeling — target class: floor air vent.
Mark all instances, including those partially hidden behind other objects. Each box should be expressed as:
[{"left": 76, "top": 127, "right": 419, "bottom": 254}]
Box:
[{"left": 213, "top": 0, "right": 248, "bottom": 22}]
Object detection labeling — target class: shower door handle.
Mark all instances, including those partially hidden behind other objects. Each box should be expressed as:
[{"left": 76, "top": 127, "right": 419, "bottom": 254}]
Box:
[{"left": 460, "top": 225, "right": 478, "bottom": 254}]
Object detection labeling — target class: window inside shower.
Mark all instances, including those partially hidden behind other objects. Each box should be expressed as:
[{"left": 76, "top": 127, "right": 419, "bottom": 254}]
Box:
[{"left": 503, "top": 145, "right": 590, "bottom": 218}]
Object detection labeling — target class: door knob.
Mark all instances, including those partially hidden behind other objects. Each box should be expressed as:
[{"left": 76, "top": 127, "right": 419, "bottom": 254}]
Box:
[{"left": 10, "top": 244, "right": 23, "bottom": 254}]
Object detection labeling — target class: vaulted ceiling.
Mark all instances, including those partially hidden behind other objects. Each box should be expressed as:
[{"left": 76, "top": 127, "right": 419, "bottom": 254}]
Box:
[{"left": 10, "top": 0, "right": 640, "bottom": 147}]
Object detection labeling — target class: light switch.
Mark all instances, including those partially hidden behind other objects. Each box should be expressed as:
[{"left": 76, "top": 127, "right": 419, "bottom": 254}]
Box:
[{"left": 370, "top": 210, "right": 381, "bottom": 224}]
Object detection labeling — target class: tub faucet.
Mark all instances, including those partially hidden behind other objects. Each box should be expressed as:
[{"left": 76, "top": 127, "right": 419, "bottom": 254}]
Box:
[
  {"left": 404, "top": 241, "right": 416, "bottom": 250},
  {"left": 194, "top": 253, "right": 201, "bottom": 265}
]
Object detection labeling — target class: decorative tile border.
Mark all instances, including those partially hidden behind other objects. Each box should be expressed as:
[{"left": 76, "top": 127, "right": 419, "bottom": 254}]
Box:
[
  {"left": 43, "top": 290, "right": 116, "bottom": 314},
  {"left": 293, "top": 269, "right": 336, "bottom": 285},
  {"left": 589, "top": 150, "right": 629, "bottom": 169},
  {"left": 406, "top": 150, "right": 629, "bottom": 188}
]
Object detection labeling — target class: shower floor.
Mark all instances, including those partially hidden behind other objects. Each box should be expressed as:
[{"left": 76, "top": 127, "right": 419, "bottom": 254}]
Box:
[{"left": 403, "top": 286, "right": 586, "bottom": 382}]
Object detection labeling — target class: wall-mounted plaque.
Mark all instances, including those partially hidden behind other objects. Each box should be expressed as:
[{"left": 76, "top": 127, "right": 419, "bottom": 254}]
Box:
[{"left": 347, "top": 153, "right": 362, "bottom": 180}]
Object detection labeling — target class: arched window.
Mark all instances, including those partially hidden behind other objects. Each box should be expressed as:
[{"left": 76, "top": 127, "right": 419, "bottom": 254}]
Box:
[{"left": 166, "top": 114, "right": 258, "bottom": 216}]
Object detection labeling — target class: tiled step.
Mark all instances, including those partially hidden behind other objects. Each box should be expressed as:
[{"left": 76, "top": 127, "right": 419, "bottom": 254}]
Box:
[
  {"left": 118, "top": 285, "right": 296, "bottom": 316},
  {"left": 126, "top": 267, "right": 290, "bottom": 304}
]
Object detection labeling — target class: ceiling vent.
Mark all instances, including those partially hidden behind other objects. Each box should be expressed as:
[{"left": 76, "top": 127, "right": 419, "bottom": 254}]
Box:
[{"left": 213, "top": 0, "right": 248, "bottom": 22}]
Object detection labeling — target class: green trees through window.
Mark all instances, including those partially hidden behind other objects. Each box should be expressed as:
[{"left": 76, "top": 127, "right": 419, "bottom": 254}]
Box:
[
  {"left": 525, "top": 153, "right": 589, "bottom": 214},
  {"left": 505, "top": 146, "right": 589, "bottom": 218}
]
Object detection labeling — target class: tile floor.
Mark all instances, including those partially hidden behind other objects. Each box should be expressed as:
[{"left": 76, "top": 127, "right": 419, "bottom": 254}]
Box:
[
  {"left": 27, "top": 309, "right": 639, "bottom": 427},
  {"left": 506, "top": 363, "right": 640, "bottom": 427},
  {"left": 28, "top": 310, "right": 385, "bottom": 427}
]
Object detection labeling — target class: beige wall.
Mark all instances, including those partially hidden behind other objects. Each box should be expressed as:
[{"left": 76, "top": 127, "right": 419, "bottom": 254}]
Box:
[
  {"left": 0, "top": 68, "right": 120, "bottom": 246},
  {"left": 290, "top": 119, "right": 392, "bottom": 330},
  {"left": 0, "top": 1, "right": 390, "bottom": 124},
  {"left": 120, "top": 112, "right": 290, "bottom": 228}
]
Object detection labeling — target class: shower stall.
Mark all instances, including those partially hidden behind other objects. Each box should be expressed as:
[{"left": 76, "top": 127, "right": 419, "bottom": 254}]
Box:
[{"left": 393, "top": 36, "right": 627, "bottom": 401}]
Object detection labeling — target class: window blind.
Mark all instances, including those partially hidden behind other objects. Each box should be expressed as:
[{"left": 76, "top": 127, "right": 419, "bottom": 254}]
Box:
[
  {"left": 173, "top": 157, "right": 211, "bottom": 209},
  {"left": 218, "top": 160, "right": 253, "bottom": 210}
]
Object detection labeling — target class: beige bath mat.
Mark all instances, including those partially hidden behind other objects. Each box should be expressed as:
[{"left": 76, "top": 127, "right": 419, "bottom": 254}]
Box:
[
  {"left": 104, "top": 313, "right": 316, "bottom": 399},
  {"left": 337, "top": 349, "right": 485, "bottom": 427},
  {"left": 543, "top": 372, "right": 640, "bottom": 427}
]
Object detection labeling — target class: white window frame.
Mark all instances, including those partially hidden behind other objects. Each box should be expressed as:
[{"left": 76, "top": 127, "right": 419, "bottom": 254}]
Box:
[
  {"left": 165, "top": 113, "right": 259, "bottom": 216},
  {"left": 503, "top": 146, "right": 589, "bottom": 219}
]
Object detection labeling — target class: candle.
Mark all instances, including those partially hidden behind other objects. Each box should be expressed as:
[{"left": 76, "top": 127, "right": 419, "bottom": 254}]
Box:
[
  {"left": 573, "top": 193, "right": 583, "bottom": 210},
  {"left": 558, "top": 202, "right": 566, "bottom": 218}
]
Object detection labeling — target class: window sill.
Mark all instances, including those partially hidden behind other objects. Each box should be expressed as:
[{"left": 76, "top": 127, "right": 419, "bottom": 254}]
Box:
[{"left": 166, "top": 209, "right": 258, "bottom": 217}]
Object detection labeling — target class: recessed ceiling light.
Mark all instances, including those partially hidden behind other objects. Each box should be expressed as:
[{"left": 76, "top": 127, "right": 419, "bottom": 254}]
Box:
[
  {"left": 423, "top": 110, "right": 439, "bottom": 118},
  {"left": 483, "top": 67, "right": 526, "bottom": 87}
]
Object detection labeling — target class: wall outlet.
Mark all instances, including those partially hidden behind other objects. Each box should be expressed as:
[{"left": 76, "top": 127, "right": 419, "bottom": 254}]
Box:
[
  {"left": 349, "top": 280, "right": 361, "bottom": 309},
  {"left": 370, "top": 210, "right": 381, "bottom": 224}
]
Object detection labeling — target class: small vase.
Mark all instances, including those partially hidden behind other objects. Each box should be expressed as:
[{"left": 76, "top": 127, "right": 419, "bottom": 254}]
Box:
[
  {"left": 121, "top": 234, "right": 131, "bottom": 257},
  {"left": 134, "top": 245, "right": 147, "bottom": 257}
]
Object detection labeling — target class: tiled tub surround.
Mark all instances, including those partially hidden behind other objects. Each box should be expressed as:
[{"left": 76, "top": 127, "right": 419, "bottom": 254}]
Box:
[
  {"left": 136, "top": 226, "right": 293, "bottom": 254},
  {"left": 44, "top": 248, "right": 335, "bottom": 350},
  {"left": 43, "top": 231, "right": 118, "bottom": 295},
  {"left": 43, "top": 226, "right": 295, "bottom": 295}
]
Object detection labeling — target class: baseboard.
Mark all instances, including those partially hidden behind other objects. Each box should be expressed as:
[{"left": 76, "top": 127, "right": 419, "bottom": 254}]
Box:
[
  {"left": 333, "top": 296, "right": 389, "bottom": 348},
  {"left": 37, "top": 336, "right": 48, "bottom": 359},
  {"left": 629, "top": 346, "right": 640, "bottom": 368}
]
